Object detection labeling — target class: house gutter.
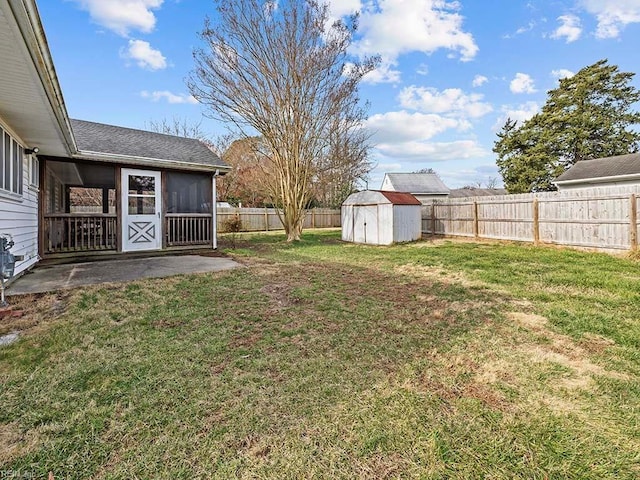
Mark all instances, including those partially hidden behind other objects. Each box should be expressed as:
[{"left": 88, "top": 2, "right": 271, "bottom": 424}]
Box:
[
  {"left": 555, "top": 172, "right": 640, "bottom": 186},
  {"left": 73, "top": 150, "right": 231, "bottom": 174},
  {"left": 8, "top": 0, "right": 77, "bottom": 155}
]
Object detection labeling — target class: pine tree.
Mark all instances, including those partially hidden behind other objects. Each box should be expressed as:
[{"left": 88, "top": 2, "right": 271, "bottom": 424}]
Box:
[{"left": 495, "top": 60, "right": 640, "bottom": 193}]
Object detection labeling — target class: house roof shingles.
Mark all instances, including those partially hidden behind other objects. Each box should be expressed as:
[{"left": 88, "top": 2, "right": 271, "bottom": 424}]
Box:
[
  {"left": 384, "top": 173, "right": 450, "bottom": 195},
  {"left": 70, "top": 119, "right": 227, "bottom": 169},
  {"left": 555, "top": 153, "right": 640, "bottom": 183}
]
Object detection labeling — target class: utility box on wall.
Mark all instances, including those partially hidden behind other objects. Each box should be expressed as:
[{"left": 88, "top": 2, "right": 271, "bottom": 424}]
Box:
[{"left": 341, "top": 190, "right": 422, "bottom": 245}]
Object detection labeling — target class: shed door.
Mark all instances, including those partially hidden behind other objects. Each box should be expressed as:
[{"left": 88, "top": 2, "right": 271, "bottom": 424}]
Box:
[
  {"left": 354, "top": 205, "right": 378, "bottom": 244},
  {"left": 122, "top": 168, "right": 162, "bottom": 252}
]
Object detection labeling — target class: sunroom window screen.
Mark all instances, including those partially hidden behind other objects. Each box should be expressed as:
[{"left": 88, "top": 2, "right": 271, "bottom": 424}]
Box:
[{"left": 166, "top": 172, "right": 212, "bottom": 213}]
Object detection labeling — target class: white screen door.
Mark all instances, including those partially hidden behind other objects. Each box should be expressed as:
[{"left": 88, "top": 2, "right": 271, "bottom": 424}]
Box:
[{"left": 122, "top": 168, "right": 162, "bottom": 252}]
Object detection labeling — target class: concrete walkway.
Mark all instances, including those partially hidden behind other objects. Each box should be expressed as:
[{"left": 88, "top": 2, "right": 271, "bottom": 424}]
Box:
[{"left": 6, "top": 255, "right": 241, "bottom": 296}]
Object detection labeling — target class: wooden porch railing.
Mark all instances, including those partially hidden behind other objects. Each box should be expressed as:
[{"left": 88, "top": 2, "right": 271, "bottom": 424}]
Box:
[
  {"left": 166, "top": 214, "right": 212, "bottom": 247},
  {"left": 44, "top": 214, "right": 117, "bottom": 253}
]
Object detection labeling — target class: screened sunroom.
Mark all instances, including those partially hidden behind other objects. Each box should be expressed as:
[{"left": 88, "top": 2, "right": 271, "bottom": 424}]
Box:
[{"left": 41, "top": 156, "right": 222, "bottom": 256}]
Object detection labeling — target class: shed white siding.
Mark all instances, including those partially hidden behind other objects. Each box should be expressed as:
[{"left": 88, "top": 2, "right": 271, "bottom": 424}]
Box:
[
  {"left": 0, "top": 117, "right": 39, "bottom": 276},
  {"left": 342, "top": 190, "right": 421, "bottom": 245},
  {"left": 393, "top": 204, "right": 422, "bottom": 242}
]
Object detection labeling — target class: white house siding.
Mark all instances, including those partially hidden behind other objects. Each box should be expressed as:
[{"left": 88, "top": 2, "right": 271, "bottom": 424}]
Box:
[
  {"left": 0, "top": 118, "right": 39, "bottom": 277},
  {"left": 557, "top": 179, "right": 640, "bottom": 191},
  {"left": 380, "top": 176, "right": 393, "bottom": 191},
  {"left": 393, "top": 205, "right": 422, "bottom": 243}
]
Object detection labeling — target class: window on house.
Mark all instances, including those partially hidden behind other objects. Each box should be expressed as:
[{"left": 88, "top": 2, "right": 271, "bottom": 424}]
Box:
[{"left": 0, "top": 126, "right": 23, "bottom": 195}]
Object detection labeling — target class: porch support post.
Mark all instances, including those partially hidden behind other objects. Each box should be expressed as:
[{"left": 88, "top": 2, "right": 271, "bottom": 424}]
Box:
[
  {"left": 37, "top": 156, "right": 45, "bottom": 258},
  {"left": 115, "top": 166, "right": 122, "bottom": 252},
  {"left": 161, "top": 171, "right": 167, "bottom": 249},
  {"left": 102, "top": 188, "right": 109, "bottom": 214},
  {"left": 212, "top": 173, "right": 218, "bottom": 249},
  {"left": 64, "top": 185, "right": 70, "bottom": 213}
]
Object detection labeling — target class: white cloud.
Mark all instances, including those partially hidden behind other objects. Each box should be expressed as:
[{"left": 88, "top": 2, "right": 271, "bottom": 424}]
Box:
[
  {"left": 352, "top": 0, "right": 478, "bottom": 68},
  {"left": 375, "top": 140, "right": 487, "bottom": 162},
  {"left": 493, "top": 101, "right": 540, "bottom": 129},
  {"left": 509, "top": 73, "right": 537, "bottom": 94},
  {"left": 551, "top": 14, "right": 582, "bottom": 42},
  {"left": 327, "top": 0, "right": 362, "bottom": 18},
  {"left": 580, "top": 0, "right": 640, "bottom": 39},
  {"left": 362, "top": 62, "right": 402, "bottom": 84},
  {"left": 70, "top": 0, "right": 163, "bottom": 36},
  {"left": 472, "top": 75, "right": 488, "bottom": 87},
  {"left": 122, "top": 39, "right": 167, "bottom": 70},
  {"left": 440, "top": 164, "right": 503, "bottom": 189},
  {"left": 141, "top": 90, "right": 198, "bottom": 104},
  {"left": 398, "top": 86, "right": 493, "bottom": 118},
  {"left": 551, "top": 68, "right": 575, "bottom": 79},
  {"left": 416, "top": 63, "right": 429, "bottom": 76},
  {"left": 503, "top": 21, "right": 536, "bottom": 39},
  {"left": 367, "top": 111, "right": 466, "bottom": 143}
]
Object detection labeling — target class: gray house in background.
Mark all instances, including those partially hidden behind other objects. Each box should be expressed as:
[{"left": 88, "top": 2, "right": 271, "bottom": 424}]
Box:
[
  {"left": 380, "top": 173, "right": 450, "bottom": 203},
  {"left": 555, "top": 153, "right": 640, "bottom": 191}
]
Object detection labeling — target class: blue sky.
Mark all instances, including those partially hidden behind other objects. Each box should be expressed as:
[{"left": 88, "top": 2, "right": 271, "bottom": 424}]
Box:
[{"left": 38, "top": 0, "right": 640, "bottom": 189}]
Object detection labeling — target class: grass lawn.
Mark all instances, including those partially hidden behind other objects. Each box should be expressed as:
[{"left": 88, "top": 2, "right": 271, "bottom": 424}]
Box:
[{"left": 1, "top": 229, "right": 639, "bottom": 479}]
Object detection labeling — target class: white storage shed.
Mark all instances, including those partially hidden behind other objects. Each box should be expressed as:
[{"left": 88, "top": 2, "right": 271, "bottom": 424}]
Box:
[{"left": 342, "top": 190, "right": 422, "bottom": 245}]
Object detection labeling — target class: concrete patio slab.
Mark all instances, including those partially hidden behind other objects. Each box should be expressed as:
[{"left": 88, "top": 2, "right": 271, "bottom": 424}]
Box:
[{"left": 6, "top": 255, "right": 241, "bottom": 296}]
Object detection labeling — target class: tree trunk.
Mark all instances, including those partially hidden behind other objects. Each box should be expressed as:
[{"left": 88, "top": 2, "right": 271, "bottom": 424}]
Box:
[{"left": 282, "top": 200, "right": 305, "bottom": 242}]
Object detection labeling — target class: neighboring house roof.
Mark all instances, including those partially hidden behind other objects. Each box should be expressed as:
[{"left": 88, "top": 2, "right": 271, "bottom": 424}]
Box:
[
  {"left": 555, "top": 153, "right": 640, "bottom": 184},
  {"left": 382, "top": 173, "right": 450, "bottom": 195},
  {"left": 70, "top": 119, "right": 229, "bottom": 172},
  {"left": 448, "top": 188, "right": 508, "bottom": 198},
  {"left": 343, "top": 190, "right": 422, "bottom": 206}
]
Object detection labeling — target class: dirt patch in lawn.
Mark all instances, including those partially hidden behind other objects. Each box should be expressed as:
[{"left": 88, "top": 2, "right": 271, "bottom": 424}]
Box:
[
  {"left": 0, "top": 292, "right": 69, "bottom": 337},
  {"left": 0, "top": 422, "right": 42, "bottom": 464}
]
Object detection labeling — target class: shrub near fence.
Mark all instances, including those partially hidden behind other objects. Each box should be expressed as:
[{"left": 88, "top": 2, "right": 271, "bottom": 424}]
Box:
[
  {"left": 422, "top": 186, "right": 640, "bottom": 253},
  {"left": 217, "top": 208, "right": 341, "bottom": 232}
]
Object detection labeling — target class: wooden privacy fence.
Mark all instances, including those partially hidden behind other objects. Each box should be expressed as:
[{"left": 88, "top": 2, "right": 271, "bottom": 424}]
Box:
[
  {"left": 422, "top": 186, "right": 640, "bottom": 253},
  {"left": 217, "top": 208, "right": 341, "bottom": 232}
]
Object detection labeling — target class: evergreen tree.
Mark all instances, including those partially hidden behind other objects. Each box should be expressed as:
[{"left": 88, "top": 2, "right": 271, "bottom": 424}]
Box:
[{"left": 495, "top": 60, "right": 640, "bottom": 193}]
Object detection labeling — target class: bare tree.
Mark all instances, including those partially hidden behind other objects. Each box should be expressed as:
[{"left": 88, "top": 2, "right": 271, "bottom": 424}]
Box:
[
  {"left": 188, "top": 0, "right": 378, "bottom": 241},
  {"left": 219, "top": 136, "right": 272, "bottom": 206},
  {"left": 146, "top": 117, "right": 209, "bottom": 141},
  {"left": 313, "top": 107, "right": 374, "bottom": 208}
]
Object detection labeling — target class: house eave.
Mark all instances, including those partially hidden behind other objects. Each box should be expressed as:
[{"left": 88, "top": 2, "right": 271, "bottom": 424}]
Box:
[
  {"left": 555, "top": 172, "right": 640, "bottom": 186},
  {"left": 72, "top": 150, "right": 231, "bottom": 174},
  {"left": 3, "top": 0, "right": 76, "bottom": 155}
]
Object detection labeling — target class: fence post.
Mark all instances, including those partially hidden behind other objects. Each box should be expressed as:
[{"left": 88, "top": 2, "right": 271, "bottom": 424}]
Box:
[
  {"left": 473, "top": 201, "right": 479, "bottom": 239},
  {"left": 312, "top": 209, "right": 316, "bottom": 228},
  {"left": 264, "top": 208, "right": 269, "bottom": 232},
  {"left": 533, "top": 198, "right": 540, "bottom": 245},
  {"left": 431, "top": 202, "right": 436, "bottom": 236},
  {"left": 630, "top": 194, "right": 637, "bottom": 251}
]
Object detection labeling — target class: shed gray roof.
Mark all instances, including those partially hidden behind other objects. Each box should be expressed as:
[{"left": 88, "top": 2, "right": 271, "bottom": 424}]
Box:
[
  {"left": 448, "top": 187, "right": 508, "bottom": 198},
  {"left": 555, "top": 153, "right": 640, "bottom": 183},
  {"left": 70, "top": 119, "right": 227, "bottom": 170},
  {"left": 383, "top": 173, "right": 450, "bottom": 194}
]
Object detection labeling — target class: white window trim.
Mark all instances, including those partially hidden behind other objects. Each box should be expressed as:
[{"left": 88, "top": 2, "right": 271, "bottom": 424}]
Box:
[
  {"left": 0, "top": 188, "right": 24, "bottom": 203},
  {"left": 0, "top": 126, "right": 24, "bottom": 197},
  {"left": 28, "top": 154, "right": 39, "bottom": 191}
]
